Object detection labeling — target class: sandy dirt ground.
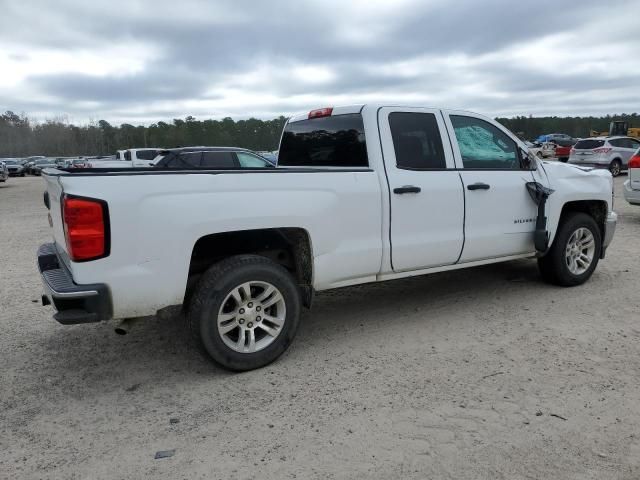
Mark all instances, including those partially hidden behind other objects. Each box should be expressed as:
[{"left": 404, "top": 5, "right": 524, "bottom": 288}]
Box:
[{"left": 1, "top": 174, "right": 639, "bottom": 480}]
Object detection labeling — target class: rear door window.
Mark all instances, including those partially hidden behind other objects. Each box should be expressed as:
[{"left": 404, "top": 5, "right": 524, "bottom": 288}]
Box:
[
  {"left": 136, "top": 150, "right": 158, "bottom": 160},
  {"left": 166, "top": 152, "right": 202, "bottom": 168},
  {"left": 201, "top": 151, "right": 236, "bottom": 168},
  {"left": 388, "top": 112, "right": 446, "bottom": 169},
  {"left": 450, "top": 115, "right": 519, "bottom": 169},
  {"left": 278, "top": 113, "right": 368, "bottom": 167},
  {"left": 609, "top": 139, "right": 624, "bottom": 148}
]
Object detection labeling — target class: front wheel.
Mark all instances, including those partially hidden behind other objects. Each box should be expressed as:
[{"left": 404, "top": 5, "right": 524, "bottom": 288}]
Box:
[
  {"left": 187, "top": 255, "right": 301, "bottom": 371},
  {"left": 609, "top": 159, "right": 622, "bottom": 177},
  {"left": 538, "top": 212, "right": 601, "bottom": 286}
]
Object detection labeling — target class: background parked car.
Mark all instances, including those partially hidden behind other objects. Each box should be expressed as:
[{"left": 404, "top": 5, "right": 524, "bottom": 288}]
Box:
[
  {"left": 22, "top": 156, "right": 44, "bottom": 174},
  {"left": 153, "top": 147, "right": 276, "bottom": 169},
  {"left": 68, "top": 158, "right": 89, "bottom": 168},
  {"left": 546, "top": 133, "right": 575, "bottom": 144},
  {"left": 569, "top": 136, "right": 640, "bottom": 176},
  {"left": 1, "top": 159, "right": 26, "bottom": 176},
  {"left": 87, "top": 149, "right": 161, "bottom": 168},
  {"left": 85, "top": 155, "right": 117, "bottom": 166},
  {"left": 32, "top": 158, "right": 58, "bottom": 175},
  {"left": 525, "top": 141, "right": 555, "bottom": 159},
  {"left": 623, "top": 147, "right": 640, "bottom": 205},
  {"left": 0, "top": 161, "right": 8, "bottom": 182},
  {"left": 534, "top": 134, "right": 577, "bottom": 162}
]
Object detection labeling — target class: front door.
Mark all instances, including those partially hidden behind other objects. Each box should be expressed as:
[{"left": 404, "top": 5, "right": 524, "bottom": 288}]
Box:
[
  {"left": 378, "top": 108, "right": 464, "bottom": 272},
  {"left": 442, "top": 111, "right": 539, "bottom": 262}
]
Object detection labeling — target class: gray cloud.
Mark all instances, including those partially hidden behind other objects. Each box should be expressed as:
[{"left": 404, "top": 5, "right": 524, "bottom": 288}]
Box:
[{"left": 1, "top": 0, "right": 639, "bottom": 124}]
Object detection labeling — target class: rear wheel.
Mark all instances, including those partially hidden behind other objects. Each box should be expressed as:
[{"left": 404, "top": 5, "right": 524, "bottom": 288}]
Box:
[
  {"left": 187, "top": 255, "right": 301, "bottom": 371},
  {"left": 609, "top": 159, "right": 622, "bottom": 177},
  {"left": 538, "top": 212, "right": 601, "bottom": 286}
]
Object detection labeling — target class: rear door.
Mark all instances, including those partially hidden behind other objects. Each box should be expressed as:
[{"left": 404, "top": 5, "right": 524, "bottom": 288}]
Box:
[
  {"left": 623, "top": 138, "right": 640, "bottom": 166},
  {"left": 631, "top": 147, "right": 640, "bottom": 190},
  {"left": 442, "top": 111, "right": 538, "bottom": 262},
  {"left": 378, "top": 107, "right": 464, "bottom": 271},
  {"left": 609, "top": 139, "right": 632, "bottom": 165}
]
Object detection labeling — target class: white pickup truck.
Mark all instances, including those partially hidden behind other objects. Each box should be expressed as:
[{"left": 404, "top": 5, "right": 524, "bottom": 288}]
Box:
[
  {"left": 88, "top": 148, "right": 162, "bottom": 168},
  {"left": 38, "top": 104, "right": 616, "bottom": 371}
]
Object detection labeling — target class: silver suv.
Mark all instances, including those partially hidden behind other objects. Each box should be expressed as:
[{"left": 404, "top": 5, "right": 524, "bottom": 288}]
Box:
[{"left": 569, "top": 136, "right": 640, "bottom": 176}]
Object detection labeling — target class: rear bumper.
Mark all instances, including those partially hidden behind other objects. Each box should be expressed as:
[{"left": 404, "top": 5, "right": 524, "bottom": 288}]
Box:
[
  {"left": 38, "top": 243, "right": 112, "bottom": 325},
  {"left": 623, "top": 180, "right": 640, "bottom": 205}
]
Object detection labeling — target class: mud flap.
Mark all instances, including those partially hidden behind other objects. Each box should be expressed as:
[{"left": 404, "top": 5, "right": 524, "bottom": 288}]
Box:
[{"left": 525, "top": 182, "right": 555, "bottom": 253}]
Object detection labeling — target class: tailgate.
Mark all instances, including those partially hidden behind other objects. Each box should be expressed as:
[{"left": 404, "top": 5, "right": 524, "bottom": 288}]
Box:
[
  {"left": 631, "top": 166, "right": 640, "bottom": 190},
  {"left": 42, "top": 172, "right": 69, "bottom": 261}
]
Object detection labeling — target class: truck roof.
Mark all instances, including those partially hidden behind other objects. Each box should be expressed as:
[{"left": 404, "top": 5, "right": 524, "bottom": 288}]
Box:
[
  {"left": 158, "top": 146, "right": 253, "bottom": 154},
  {"left": 287, "top": 104, "right": 482, "bottom": 124}
]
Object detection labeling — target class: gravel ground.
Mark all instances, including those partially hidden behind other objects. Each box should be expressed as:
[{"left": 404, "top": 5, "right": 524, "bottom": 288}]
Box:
[{"left": 1, "top": 174, "right": 639, "bottom": 480}]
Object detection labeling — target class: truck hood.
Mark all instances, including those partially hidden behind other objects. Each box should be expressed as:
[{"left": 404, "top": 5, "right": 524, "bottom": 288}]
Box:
[
  {"left": 540, "top": 160, "right": 613, "bottom": 208},
  {"left": 540, "top": 160, "right": 611, "bottom": 179}
]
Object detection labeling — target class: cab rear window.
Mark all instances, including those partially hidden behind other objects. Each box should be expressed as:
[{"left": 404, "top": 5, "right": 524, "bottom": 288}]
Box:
[
  {"left": 574, "top": 139, "right": 605, "bottom": 150},
  {"left": 278, "top": 113, "right": 368, "bottom": 167}
]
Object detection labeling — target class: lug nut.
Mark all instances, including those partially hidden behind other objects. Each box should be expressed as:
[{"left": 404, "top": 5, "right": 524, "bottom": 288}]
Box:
[
  {"left": 247, "top": 322, "right": 253, "bottom": 328},
  {"left": 239, "top": 308, "right": 245, "bottom": 314},
  {"left": 256, "top": 316, "right": 261, "bottom": 322},
  {"left": 239, "top": 318, "right": 245, "bottom": 324},
  {"left": 248, "top": 302, "right": 253, "bottom": 307},
  {"left": 256, "top": 306, "right": 261, "bottom": 312}
]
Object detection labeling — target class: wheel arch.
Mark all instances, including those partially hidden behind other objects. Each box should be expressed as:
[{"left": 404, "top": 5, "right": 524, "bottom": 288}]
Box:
[
  {"left": 558, "top": 200, "right": 607, "bottom": 242},
  {"left": 185, "top": 227, "right": 314, "bottom": 308}
]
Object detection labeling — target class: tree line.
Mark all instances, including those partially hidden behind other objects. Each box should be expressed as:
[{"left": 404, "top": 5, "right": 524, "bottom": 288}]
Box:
[
  {"left": 0, "top": 112, "right": 287, "bottom": 157},
  {"left": 496, "top": 113, "right": 640, "bottom": 141},
  {"left": 1, "top": 110, "right": 639, "bottom": 157}
]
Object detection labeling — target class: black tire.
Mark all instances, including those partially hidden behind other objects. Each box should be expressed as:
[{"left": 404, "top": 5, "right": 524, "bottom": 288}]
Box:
[
  {"left": 609, "top": 159, "right": 622, "bottom": 177},
  {"left": 187, "top": 255, "right": 301, "bottom": 371},
  {"left": 538, "top": 212, "right": 601, "bottom": 286},
  {"left": 559, "top": 157, "right": 568, "bottom": 163}
]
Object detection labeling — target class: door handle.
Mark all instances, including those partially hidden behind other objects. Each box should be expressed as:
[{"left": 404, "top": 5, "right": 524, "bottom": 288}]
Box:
[
  {"left": 467, "top": 182, "right": 490, "bottom": 191},
  {"left": 393, "top": 185, "right": 421, "bottom": 194}
]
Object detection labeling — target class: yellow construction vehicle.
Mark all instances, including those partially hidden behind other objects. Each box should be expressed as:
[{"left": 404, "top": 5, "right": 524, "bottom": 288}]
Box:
[{"left": 591, "top": 121, "right": 640, "bottom": 138}]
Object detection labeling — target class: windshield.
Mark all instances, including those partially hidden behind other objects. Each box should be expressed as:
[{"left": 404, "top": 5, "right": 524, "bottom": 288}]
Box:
[
  {"left": 574, "top": 139, "right": 605, "bottom": 150},
  {"left": 35, "top": 159, "right": 52, "bottom": 165}
]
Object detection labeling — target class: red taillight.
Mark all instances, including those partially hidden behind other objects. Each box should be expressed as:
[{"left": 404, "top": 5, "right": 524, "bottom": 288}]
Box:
[
  {"left": 629, "top": 155, "right": 640, "bottom": 169},
  {"left": 308, "top": 107, "right": 333, "bottom": 119},
  {"left": 62, "top": 196, "right": 108, "bottom": 261},
  {"left": 593, "top": 147, "right": 612, "bottom": 154}
]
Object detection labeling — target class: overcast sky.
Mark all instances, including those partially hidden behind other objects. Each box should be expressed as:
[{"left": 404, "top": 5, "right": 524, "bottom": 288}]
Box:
[{"left": 1, "top": 0, "right": 639, "bottom": 125}]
